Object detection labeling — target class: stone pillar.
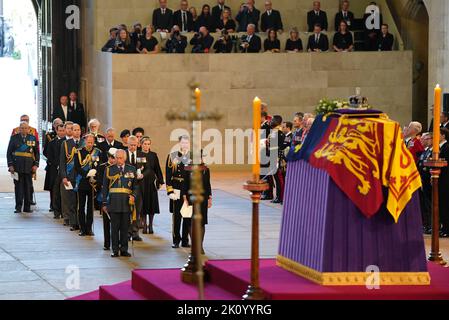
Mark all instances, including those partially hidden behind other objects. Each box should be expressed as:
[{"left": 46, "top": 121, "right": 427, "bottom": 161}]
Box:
[{"left": 424, "top": 0, "right": 449, "bottom": 120}]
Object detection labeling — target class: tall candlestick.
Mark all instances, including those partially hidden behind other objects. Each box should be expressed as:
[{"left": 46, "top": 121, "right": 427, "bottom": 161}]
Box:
[
  {"left": 252, "top": 97, "right": 262, "bottom": 181},
  {"left": 433, "top": 84, "right": 442, "bottom": 157},
  {"left": 195, "top": 88, "right": 201, "bottom": 113}
]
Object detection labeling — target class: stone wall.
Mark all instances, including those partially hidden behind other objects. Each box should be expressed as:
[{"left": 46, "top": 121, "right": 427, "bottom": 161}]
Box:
[{"left": 88, "top": 51, "right": 412, "bottom": 169}]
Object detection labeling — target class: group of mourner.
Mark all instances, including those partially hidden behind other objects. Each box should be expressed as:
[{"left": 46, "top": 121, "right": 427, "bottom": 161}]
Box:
[{"left": 7, "top": 114, "right": 212, "bottom": 258}]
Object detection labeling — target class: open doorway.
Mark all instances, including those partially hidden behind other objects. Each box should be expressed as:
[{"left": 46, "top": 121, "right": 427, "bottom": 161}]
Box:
[{"left": 0, "top": 0, "right": 38, "bottom": 159}]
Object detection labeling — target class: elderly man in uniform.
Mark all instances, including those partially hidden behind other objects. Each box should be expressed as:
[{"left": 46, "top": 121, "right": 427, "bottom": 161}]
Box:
[
  {"left": 75, "top": 134, "right": 102, "bottom": 237},
  {"left": 166, "top": 135, "right": 192, "bottom": 248},
  {"left": 87, "top": 118, "right": 106, "bottom": 149},
  {"left": 102, "top": 149, "right": 138, "bottom": 257},
  {"left": 97, "top": 148, "right": 118, "bottom": 251},
  {"left": 7, "top": 122, "right": 40, "bottom": 213},
  {"left": 60, "top": 124, "right": 82, "bottom": 230}
]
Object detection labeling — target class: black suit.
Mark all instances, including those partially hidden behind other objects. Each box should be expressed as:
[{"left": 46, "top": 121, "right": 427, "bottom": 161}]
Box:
[
  {"left": 44, "top": 137, "right": 65, "bottom": 217},
  {"left": 261, "top": 10, "right": 283, "bottom": 32},
  {"left": 307, "top": 33, "right": 329, "bottom": 52},
  {"left": 126, "top": 150, "right": 146, "bottom": 238},
  {"left": 334, "top": 11, "right": 355, "bottom": 31},
  {"left": 377, "top": 33, "right": 394, "bottom": 51},
  {"left": 52, "top": 105, "right": 74, "bottom": 123},
  {"left": 69, "top": 101, "right": 87, "bottom": 131},
  {"left": 241, "top": 34, "right": 261, "bottom": 53},
  {"left": 440, "top": 142, "right": 449, "bottom": 234},
  {"left": 190, "top": 34, "right": 214, "bottom": 53},
  {"left": 307, "top": 10, "right": 328, "bottom": 32},
  {"left": 152, "top": 8, "right": 173, "bottom": 31},
  {"left": 98, "top": 140, "right": 124, "bottom": 163},
  {"left": 236, "top": 7, "right": 261, "bottom": 32},
  {"left": 173, "top": 10, "right": 194, "bottom": 32}
]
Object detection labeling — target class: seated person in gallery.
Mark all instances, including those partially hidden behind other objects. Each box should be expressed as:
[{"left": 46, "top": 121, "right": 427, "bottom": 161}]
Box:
[
  {"left": 102, "top": 27, "right": 119, "bottom": 52},
  {"left": 285, "top": 27, "right": 303, "bottom": 53},
  {"left": 334, "top": 0, "right": 354, "bottom": 31},
  {"left": 165, "top": 25, "right": 188, "bottom": 54},
  {"left": 307, "top": 0, "right": 328, "bottom": 32},
  {"left": 213, "top": 30, "right": 234, "bottom": 53},
  {"left": 307, "top": 24, "right": 329, "bottom": 52},
  {"left": 130, "top": 23, "right": 143, "bottom": 49},
  {"left": 261, "top": 0, "right": 283, "bottom": 33},
  {"left": 113, "top": 29, "right": 136, "bottom": 54},
  {"left": 137, "top": 25, "right": 159, "bottom": 54},
  {"left": 215, "top": 8, "right": 236, "bottom": 33},
  {"left": 333, "top": 21, "right": 354, "bottom": 52},
  {"left": 377, "top": 24, "right": 394, "bottom": 51},
  {"left": 240, "top": 24, "right": 261, "bottom": 53},
  {"left": 190, "top": 26, "right": 214, "bottom": 53},
  {"left": 264, "top": 29, "right": 281, "bottom": 53}
]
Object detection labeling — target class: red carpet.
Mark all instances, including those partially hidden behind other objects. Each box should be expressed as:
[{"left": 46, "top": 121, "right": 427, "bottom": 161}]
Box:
[{"left": 69, "top": 259, "right": 449, "bottom": 300}]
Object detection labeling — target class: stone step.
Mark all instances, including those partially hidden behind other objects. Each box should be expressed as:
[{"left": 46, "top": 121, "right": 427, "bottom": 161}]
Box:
[{"left": 99, "top": 281, "right": 147, "bottom": 300}]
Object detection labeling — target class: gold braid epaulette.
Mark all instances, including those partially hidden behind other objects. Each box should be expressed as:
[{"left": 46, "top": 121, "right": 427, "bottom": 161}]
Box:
[
  {"left": 64, "top": 141, "right": 77, "bottom": 163},
  {"left": 78, "top": 148, "right": 100, "bottom": 168},
  {"left": 106, "top": 166, "right": 121, "bottom": 189}
]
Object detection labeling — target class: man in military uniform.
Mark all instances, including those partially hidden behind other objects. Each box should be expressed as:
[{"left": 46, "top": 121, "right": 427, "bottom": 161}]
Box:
[
  {"left": 418, "top": 132, "right": 433, "bottom": 234},
  {"left": 102, "top": 149, "right": 138, "bottom": 257},
  {"left": 60, "top": 124, "right": 82, "bottom": 230},
  {"left": 44, "top": 124, "right": 66, "bottom": 219},
  {"left": 291, "top": 112, "right": 304, "bottom": 148},
  {"left": 7, "top": 122, "right": 40, "bottom": 213},
  {"left": 166, "top": 135, "right": 192, "bottom": 248},
  {"left": 125, "top": 135, "right": 145, "bottom": 241},
  {"left": 87, "top": 119, "right": 106, "bottom": 149},
  {"left": 97, "top": 148, "right": 118, "bottom": 251},
  {"left": 75, "top": 134, "right": 102, "bottom": 236},
  {"left": 11, "top": 115, "right": 40, "bottom": 206}
]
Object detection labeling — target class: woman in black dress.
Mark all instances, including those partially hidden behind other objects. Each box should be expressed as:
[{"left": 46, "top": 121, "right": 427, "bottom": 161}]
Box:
[
  {"left": 138, "top": 25, "right": 159, "bottom": 54},
  {"left": 264, "top": 28, "right": 281, "bottom": 53},
  {"left": 113, "top": 29, "right": 136, "bottom": 53},
  {"left": 195, "top": 4, "right": 214, "bottom": 32},
  {"left": 215, "top": 8, "right": 236, "bottom": 33},
  {"left": 333, "top": 20, "right": 354, "bottom": 52},
  {"left": 285, "top": 27, "right": 303, "bottom": 52},
  {"left": 140, "top": 137, "right": 164, "bottom": 234},
  {"left": 182, "top": 155, "right": 212, "bottom": 254}
]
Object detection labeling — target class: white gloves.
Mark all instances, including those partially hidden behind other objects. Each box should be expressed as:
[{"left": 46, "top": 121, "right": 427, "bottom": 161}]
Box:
[
  {"left": 87, "top": 169, "right": 97, "bottom": 177},
  {"left": 168, "top": 193, "right": 177, "bottom": 201}
]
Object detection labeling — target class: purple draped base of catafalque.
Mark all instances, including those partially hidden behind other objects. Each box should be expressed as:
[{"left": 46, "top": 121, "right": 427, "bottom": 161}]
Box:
[{"left": 277, "top": 160, "right": 430, "bottom": 286}]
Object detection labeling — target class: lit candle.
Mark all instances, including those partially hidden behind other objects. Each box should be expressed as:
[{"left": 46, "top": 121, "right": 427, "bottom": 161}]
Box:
[
  {"left": 195, "top": 88, "right": 201, "bottom": 113},
  {"left": 433, "top": 84, "right": 442, "bottom": 157},
  {"left": 253, "top": 97, "right": 262, "bottom": 181}
]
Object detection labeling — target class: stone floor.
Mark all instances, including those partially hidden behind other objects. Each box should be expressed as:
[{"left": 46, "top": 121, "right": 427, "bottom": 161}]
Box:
[{"left": 0, "top": 172, "right": 447, "bottom": 300}]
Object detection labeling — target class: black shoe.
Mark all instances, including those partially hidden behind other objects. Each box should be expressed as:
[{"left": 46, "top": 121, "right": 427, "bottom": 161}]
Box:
[
  {"left": 172, "top": 243, "right": 180, "bottom": 249},
  {"left": 111, "top": 252, "right": 119, "bottom": 258},
  {"left": 148, "top": 226, "right": 154, "bottom": 234},
  {"left": 87, "top": 231, "right": 95, "bottom": 236},
  {"left": 23, "top": 208, "right": 32, "bottom": 213},
  {"left": 181, "top": 243, "right": 191, "bottom": 248},
  {"left": 271, "top": 199, "right": 282, "bottom": 204},
  {"left": 132, "top": 236, "right": 143, "bottom": 242},
  {"left": 261, "top": 195, "right": 273, "bottom": 201},
  {"left": 70, "top": 226, "right": 80, "bottom": 231},
  {"left": 14, "top": 209, "right": 21, "bottom": 214},
  {"left": 120, "top": 252, "right": 132, "bottom": 257},
  {"left": 103, "top": 246, "right": 110, "bottom": 251},
  {"left": 49, "top": 209, "right": 54, "bottom": 212},
  {"left": 63, "top": 221, "right": 70, "bottom": 226},
  {"left": 78, "top": 232, "right": 87, "bottom": 237},
  {"left": 30, "top": 201, "right": 36, "bottom": 206}
]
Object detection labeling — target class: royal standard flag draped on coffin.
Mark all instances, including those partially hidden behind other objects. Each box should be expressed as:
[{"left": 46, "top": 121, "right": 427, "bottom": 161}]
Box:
[{"left": 289, "top": 112, "right": 422, "bottom": 222}]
